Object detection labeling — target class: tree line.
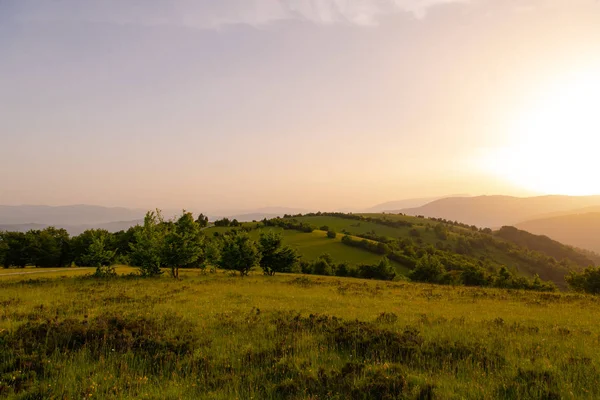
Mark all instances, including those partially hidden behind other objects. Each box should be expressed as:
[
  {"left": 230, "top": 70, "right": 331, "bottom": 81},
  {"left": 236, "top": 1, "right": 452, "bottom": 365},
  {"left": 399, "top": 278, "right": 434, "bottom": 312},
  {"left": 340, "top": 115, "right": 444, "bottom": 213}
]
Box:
[{"left": 2, "top": 209, "right": 600, "bottom": 293}]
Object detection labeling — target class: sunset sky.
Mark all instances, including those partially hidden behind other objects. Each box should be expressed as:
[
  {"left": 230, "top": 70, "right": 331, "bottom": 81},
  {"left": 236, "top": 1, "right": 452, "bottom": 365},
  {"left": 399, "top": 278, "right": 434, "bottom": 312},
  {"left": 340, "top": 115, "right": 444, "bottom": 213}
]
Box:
[{"left": 1, "top": 0, "right": 599, "bottom": 213}]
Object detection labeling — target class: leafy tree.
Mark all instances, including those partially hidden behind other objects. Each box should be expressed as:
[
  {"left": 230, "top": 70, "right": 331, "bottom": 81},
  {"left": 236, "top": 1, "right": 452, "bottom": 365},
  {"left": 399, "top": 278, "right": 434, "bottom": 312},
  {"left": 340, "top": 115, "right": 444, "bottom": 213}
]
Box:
[
  {"left": 0, "top": 232, "right": 7, "bottom": 268},
  {"left": 204, "top": 239, "right": 221, "bottom": 272},
  {"left": 218, "top": 232, "right": 259, "bottom": 276},
  {"left": 28, "top": 227, "right": 71, "bottom": 268},
  {"left": 196, "top": 213, "right": 209, "bottom": 228},
  {"left": 258, "top": 231, "right": 299, "bottom": 276},
  {"left": 493, "top": 266, "right": 513, "bottom": 288},
  {"left": 566, "top": 266, "right": 600, "bottom": 294},
  {"left": 335, "top": 262, "right": 350, "bottom": 277},
  {"left": 311, "top": 254, "right": 333, "bottom": 276},
  {"left": 461, "top": 265, "right": 490, "bottom": 286},
  {"left": 2, "top": 231, "right": 32, "bottom": 268},
  {"left": 164, "top": 211, "right": 204, "bottom": 279},
  {"left": 214, "top": 218, "right": 231, "bottom": 227},
  {"left": 82, "top": 232, "right": 116, "bottom": 276},
  {"left": 326, "top": 230, "right": 337, "bottom": 239},
  {"left": 71, "top": 229, "right": 113, "bottom": 267},
  {"left": 409, "top": 254, "right": 445, "bottom": 283},
  {"left": 130, "top": 211, "right": 166, "bottom": 277},
  {"left": 357, "top": 257, "right": 396, "bottom": 280}
]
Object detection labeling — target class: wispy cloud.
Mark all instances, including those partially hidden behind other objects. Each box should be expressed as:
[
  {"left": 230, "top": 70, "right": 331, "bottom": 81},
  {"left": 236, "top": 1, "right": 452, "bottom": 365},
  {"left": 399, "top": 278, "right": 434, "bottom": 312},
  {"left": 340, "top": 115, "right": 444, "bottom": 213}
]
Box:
[{"left": 11, "top": 0, "right": 474, "bottom": 28}]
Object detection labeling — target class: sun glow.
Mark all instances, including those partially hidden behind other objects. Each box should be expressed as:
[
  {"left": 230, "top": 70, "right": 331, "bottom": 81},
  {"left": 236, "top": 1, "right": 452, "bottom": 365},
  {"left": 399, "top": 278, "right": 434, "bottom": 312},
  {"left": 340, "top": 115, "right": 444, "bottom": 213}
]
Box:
[{"left": 483, "top": 67, "right": 600, "bottom": 195}]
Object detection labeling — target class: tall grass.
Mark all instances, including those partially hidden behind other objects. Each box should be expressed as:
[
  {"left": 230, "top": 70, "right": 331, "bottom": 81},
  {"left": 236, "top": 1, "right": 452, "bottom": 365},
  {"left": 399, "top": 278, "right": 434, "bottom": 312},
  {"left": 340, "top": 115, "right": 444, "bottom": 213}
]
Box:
[{"left": 1, "top": 270, "right": 599, "bottom": 399}]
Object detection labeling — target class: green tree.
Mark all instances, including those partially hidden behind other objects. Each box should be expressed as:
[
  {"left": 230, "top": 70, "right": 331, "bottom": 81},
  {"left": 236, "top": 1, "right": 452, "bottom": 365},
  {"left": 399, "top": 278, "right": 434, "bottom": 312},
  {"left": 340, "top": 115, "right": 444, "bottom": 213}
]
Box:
[
  {"left": 2, "top": 231, "right": 31, "bottom": 268},
  {"left": 130, "top": 211, "right": 166, "bottom": 277},
  {"left": 258, "top": 231, "right": 299, "bottom": 276},
  {"left": 71, "top": 229, "right": 114, "bottom": 267},
  {"left": 82, "top": 232, "right": 116, "bottom": 276},
  {"left": 218, "top": 232, "right": 259, "bottom": 276},
  {"left": 28, "top": 227, "right": 71, "bottom": 268},
  {"left": 204, "top": 239, "right": 221, "bottom": 272},
  {"left": 409, "top": 254, "right": 445, "bottom": 283},
  {"left": 326, "top": 230, "right": 337, "bottom": 239},
  {"left": 566, "top": 266, "right": 600, "bottom": 294},
  {"left": 196, "top": 213, "right": 209, "bottom": 228},
  {"left": 164, "top": 211, "right": 204, "bottom": 279},
  {"left": 461, "top": 265, "right": 489, "bottom": 287},
  {"left": 311, "top": 254, "right": 334, "bottom": 276},
  {"left": 0, "top": 232, "right": 7, "bottom": 268}
]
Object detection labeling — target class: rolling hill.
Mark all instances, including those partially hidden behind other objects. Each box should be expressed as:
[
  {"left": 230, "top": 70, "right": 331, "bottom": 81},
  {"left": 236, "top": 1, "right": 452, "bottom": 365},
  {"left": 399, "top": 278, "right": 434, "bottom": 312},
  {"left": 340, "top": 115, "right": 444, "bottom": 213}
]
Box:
[
  {"left": 237, "top": 212, "right": 595, "bottom": 289},
  {"left": 516, "top": 212, "right": 600, "bottom": 254},
  {"left": 397, "top": 195, "right": 600, "bottom": 228}
]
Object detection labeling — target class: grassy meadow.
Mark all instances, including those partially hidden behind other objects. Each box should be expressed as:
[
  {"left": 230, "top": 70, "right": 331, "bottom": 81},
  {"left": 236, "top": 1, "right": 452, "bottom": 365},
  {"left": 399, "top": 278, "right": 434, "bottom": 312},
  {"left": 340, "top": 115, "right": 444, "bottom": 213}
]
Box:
[
  {"left": 1, "top": 268, "right": 599, "bottom": 399},
  {"left": 207, "top": 226, "right": 411, "bottom": 274}
]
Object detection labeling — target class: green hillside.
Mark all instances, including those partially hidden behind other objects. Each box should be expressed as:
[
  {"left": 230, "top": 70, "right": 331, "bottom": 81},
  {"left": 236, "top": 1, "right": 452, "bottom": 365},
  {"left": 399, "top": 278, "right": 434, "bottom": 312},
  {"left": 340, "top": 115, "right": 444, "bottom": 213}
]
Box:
[
  {"left": 262, "top": 213, "right": 591, "bottom": 289},
  {"left": 205, "top": 226, "right": 410, "bottom": 275}
]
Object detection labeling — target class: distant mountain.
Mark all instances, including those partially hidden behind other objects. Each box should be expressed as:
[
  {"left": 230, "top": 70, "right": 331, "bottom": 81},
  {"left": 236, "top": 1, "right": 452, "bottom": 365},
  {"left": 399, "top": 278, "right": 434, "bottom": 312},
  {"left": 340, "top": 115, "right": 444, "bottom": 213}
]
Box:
[
  {"left": 0, "top": 223, "right": 48, "bottom": 233},
  {"left": 0, "top": 220, "right": 142, "bottom": 236},
  {"left": 365, "top": 195, "right": 470, "bottom": 213},
  {"left": 516, "top": 212, "right": 600, "bottom": 254},
  {"left": 0, "top": 205, "right": 146, "bottom": 225},
  {"left": 396, "top": 195, "right": 600, "bottom": 228}
]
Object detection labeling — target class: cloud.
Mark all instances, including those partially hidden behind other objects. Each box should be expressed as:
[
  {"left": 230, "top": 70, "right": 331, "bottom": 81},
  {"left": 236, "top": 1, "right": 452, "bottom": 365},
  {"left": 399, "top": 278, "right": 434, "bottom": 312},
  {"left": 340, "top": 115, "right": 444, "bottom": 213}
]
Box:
[{"left": 11, "top": 0, "right": 474, "bottom": 28}]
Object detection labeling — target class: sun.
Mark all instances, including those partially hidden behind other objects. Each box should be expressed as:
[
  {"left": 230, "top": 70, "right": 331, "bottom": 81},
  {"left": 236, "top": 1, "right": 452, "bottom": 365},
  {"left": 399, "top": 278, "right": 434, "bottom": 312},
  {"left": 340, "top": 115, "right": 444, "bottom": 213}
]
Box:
[{"left": 482, "top": 66, "right": 600, "bottom": 196}]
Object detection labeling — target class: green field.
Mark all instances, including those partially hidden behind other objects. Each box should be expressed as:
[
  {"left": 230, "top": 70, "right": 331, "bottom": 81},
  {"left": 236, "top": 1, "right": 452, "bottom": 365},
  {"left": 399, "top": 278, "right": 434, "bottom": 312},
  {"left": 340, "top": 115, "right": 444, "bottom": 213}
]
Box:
[
  {"left": 205, "top": 226, "right": 410, "bottom": 275},
  {"left": 1, "top": 270, "right": 599, "bottom": 399},
  {"left": 273, "top": 215, "right": 582, "bottom": 288}
]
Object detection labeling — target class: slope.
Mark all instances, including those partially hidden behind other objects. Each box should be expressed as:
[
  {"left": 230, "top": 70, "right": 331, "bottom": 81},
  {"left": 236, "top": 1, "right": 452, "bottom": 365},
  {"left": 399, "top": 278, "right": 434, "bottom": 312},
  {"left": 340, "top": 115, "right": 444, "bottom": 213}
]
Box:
[
  {"left": 277, "top": 213, "right": 590, "bottom": 289},
  {"left": 397, "top": 195, "right": 600, "bottom": 228},
  {"left": 516, "top": 212, "right": 600, "bottom": 254}
]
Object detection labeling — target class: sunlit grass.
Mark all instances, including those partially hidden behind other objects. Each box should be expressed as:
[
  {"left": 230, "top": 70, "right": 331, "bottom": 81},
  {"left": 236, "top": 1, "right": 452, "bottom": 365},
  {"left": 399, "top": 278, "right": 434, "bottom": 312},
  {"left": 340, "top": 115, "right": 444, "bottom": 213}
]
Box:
[{"left": 1, "top": 270, "right": 599, "bottom": 398}]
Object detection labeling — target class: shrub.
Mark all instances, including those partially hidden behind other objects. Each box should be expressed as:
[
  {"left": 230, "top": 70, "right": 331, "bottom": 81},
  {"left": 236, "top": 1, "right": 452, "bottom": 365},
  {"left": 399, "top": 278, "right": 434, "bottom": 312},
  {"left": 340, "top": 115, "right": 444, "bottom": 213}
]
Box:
[{"left": 326, "top": 230, "right": 337, "bottom": 239}]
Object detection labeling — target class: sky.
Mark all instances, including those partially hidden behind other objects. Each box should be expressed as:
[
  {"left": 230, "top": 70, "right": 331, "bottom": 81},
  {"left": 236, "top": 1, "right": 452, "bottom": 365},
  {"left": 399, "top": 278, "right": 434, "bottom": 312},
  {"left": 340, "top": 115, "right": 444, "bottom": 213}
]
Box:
[{"left": 1, "top": 0, "right": 600, "bottom": 213}]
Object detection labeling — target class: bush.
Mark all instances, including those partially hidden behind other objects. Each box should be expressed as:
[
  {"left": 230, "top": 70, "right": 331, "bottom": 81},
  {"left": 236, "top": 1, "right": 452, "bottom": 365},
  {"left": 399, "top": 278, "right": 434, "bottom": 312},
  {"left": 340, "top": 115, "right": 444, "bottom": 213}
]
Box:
[{"left": 326, "top": 230, "right": 337, "bottom": 239}]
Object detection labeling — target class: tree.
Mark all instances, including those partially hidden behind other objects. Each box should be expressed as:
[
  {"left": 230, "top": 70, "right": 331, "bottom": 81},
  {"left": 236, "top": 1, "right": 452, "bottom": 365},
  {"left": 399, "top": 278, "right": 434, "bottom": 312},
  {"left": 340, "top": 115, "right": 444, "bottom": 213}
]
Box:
[
  {"left": 71, "top": 229, "right": 114, "bottom": 267},
  {"left": 0, "top": 232, "right": 7, "bottom": 268},
  {"left": 82, "top": 232, "right": 116, "bottom": 276},
  {"left": 163, "top": 211, "right": 204, "bottom": 279},
  {"left": 196, "top": 213, "right": 209, "bottom": 228},
  {"left": 326, "top": 230, "right": 337, "bottom": 239},
  {"left": 566, "top": 266, "right": 600, "bottom": 294},
  {"left": 2, "top": 231, "right": 32, "bottom": 268},
  {"left": 218, "top": 232, "right": 259, "bottom": 276},
  {"left": 461, "top": 265, "right": 489, "bottom": 286},
  {"left": 409, "top": 254, "right": 445, "bottom": 283},
  {"left": 258, "top": 231, "right": 299, "bottom": 276},
  {"left": 311, "top": 254, "right": 333, "bottom": 276},
  {"left": 130, "top": 211, "right": 166, "bottom": 277},
  {"left": 204, "top": 239, "right": 221, "bottom": 272},
  {"left": 214, "top": 218, "right": 231, "bottom": 227},
  {"left": 357, "top": 257, "right": 396, "bottom": 280},
  {"left": 28, "top": 227, "right": 71, "bottom": 268}
]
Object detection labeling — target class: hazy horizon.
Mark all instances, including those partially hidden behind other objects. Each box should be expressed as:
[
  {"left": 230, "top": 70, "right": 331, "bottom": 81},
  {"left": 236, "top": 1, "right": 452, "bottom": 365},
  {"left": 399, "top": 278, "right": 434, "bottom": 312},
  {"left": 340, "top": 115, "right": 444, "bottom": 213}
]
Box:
[{"left": 2, "top": 0, "right": 600, "bottom": 212}]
